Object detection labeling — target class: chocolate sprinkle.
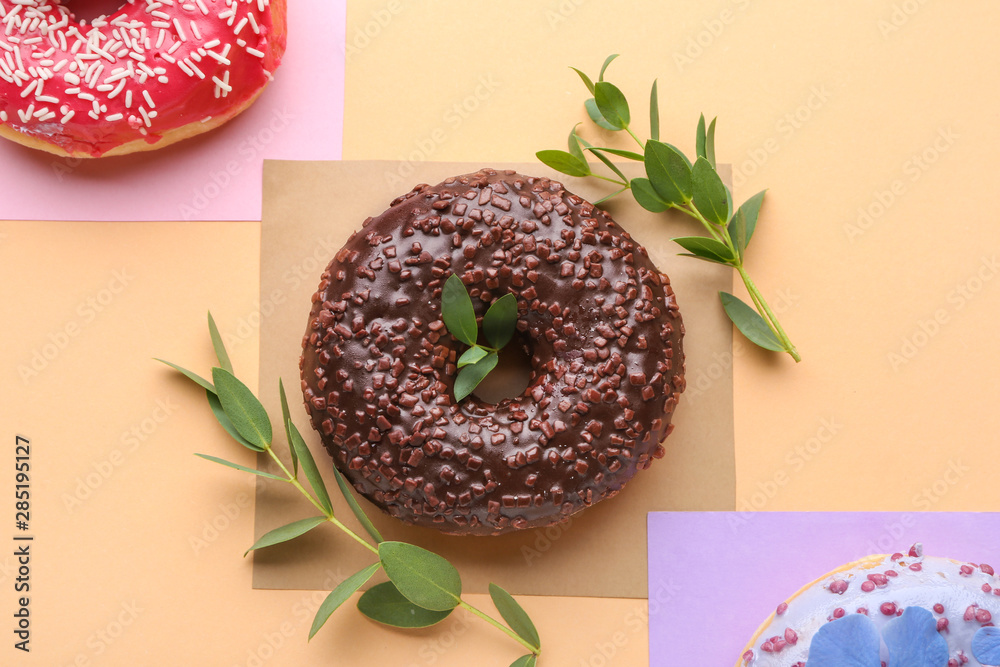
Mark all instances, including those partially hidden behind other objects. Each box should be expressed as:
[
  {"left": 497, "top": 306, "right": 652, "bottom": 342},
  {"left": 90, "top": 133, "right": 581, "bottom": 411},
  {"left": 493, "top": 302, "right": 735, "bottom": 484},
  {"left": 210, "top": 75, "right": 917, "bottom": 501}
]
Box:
[{"left": 300, "top": 169, "right": 685, "bottom": 536}]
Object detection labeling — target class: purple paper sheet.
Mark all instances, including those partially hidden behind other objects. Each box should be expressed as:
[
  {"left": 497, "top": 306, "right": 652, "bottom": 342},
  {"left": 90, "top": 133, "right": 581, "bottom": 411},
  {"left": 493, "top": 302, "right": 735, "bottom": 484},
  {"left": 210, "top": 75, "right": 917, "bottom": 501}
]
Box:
[
  {"left": 0, "top": 0, "right": 345, "bottom": 222},
  {"left": 647, "top": 511, "right": 1000, "bottom": 666}
]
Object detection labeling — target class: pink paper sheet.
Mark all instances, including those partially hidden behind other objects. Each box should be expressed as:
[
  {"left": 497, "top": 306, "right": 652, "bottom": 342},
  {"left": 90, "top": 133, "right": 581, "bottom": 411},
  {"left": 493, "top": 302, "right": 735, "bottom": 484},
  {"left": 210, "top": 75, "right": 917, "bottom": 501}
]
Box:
[
  {"left": 647, "top": 511, "right": 1000, "bottom": 665},
  {"left": 0, "top": 0, "right": 345, "bottom": 222}
]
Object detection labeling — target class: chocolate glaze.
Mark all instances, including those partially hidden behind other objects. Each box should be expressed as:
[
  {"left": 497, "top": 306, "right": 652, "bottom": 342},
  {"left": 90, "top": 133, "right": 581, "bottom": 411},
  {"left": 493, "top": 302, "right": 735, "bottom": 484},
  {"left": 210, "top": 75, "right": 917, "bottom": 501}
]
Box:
[{"left": 300, "top": 169, "right": 685, "bottom": 535}]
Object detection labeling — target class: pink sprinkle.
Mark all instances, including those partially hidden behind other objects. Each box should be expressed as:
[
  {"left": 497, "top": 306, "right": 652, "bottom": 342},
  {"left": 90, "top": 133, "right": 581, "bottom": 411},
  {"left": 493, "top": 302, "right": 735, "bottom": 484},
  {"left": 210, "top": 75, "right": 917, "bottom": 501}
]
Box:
[
  {"left": 776, "top": 602, "right": 788, "bottom": 615},
  {"left": 830, "top": 579, "right": 849, "bottom": 595},
  {"left": 984, "top": 584, "right": 994, "bottom": 594},
  {"left": 833, "top": 608, "right": 845, "bottom": 619},
  {"left": 742, "top": 650, "right": 754, "bottom": 664},
  {"left": 961, "top": 564, "right": 975, "bottom": 576},
  {"left": 868, "top": 573, "right": 889, "bottom": 587},
  {"left": 861, "top": 581, "right": 876, "bottom": 593},
  {"left": 858, "top": 607, "right": 869, "bottom": 616},
  {"left": 938, "top": 617, "right": 949, "bottom": 632},
  {"left": 885, "top": 569, "right": 898, "bottom": 578},
  {"left": 762, "top": 639, "right": 774, "bottom": 653},
  {"left": 772, "top": 639, "right": 787, "bottom": 652},
  {"left": 934, "top": 603, "right": 946, "bottom": 614},
  {"left": 910, "top": 563, "right": 923, "bottom": 572},
  {"left": 982, "top": 564, "right": 996, "bottom": 576},
  {"left": 891, "top": 552, "right": 904, "bottom": 561},
  {"left": 880, "top": 602, "right": 898, "bottom": 616},
  {"left": 785, "top": 628, "right": 798, "bottom": 645},
  {"left": 965, "top": 605, "right": 978, "bottom": 621},
  {"left": 909, "top": 544, "right": 922, "bottom": 557},
  {"left": 977, "top": 609, "right": 993, "bottom": 623}
]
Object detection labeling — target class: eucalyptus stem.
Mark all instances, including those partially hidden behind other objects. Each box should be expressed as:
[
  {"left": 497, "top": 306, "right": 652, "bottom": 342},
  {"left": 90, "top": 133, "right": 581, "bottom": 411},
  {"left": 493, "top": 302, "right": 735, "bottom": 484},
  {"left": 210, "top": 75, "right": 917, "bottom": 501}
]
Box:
[
  {"left": 736, "top": 265, "right": 801, "bottom": 362},
  {"left": 625, "top": 126, "right": 645, "bottom": 150},
  {"left": 329, "top": 515, "right": 380, "bottom": 555},
  {"left": 459, "top": 599, "right": 540, "bottom": 656},
  {"left": 591, "top": 173, "right": 628, "bottom": 187}
]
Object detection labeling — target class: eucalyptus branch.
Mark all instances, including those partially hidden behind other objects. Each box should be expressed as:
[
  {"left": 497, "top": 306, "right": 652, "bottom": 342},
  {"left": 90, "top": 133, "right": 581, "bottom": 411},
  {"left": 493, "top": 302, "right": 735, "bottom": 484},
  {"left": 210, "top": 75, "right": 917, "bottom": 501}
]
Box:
[
  {"left": 158, "top": 312, "right": 543, "bottom": 666},
  {"left": 537, "top": 54, "right": 801, "bottom": 362}
]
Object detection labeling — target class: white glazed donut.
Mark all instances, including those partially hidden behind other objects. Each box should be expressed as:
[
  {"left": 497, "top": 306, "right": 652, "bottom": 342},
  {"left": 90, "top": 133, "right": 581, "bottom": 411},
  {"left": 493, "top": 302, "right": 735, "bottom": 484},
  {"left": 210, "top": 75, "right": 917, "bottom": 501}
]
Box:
[
  {"left": 739, "top": 544, "right": 1000, "bottom": 667},
  {"left": 0, "top": 0, "right": 286, "bottom": 157}
]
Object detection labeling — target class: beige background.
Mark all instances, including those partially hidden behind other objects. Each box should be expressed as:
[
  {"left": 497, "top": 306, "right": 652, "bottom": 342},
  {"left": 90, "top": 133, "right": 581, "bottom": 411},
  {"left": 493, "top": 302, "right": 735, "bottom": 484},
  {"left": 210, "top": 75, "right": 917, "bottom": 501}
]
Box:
[{"left": 3, "top": 1, "right": 1000, "bottom": 665}]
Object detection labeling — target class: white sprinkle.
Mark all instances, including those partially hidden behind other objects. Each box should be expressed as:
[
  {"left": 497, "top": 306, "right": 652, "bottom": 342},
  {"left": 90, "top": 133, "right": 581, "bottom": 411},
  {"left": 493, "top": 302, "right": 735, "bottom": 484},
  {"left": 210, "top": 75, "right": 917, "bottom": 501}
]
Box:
[
  {"left": 52, "top": 58, "right": 67, "bottom": 72},
  {"left": 176, "top": 59, "right": 192, "bottom": 76},
  {"left": 245, "top": 46, "right": 264, "bottom": 58},
  {"left": 106, "top": 112, "right": 124, "bottom": 121},
  {"left": 236, "top": 38, "right": 246, "bottom": 47},
  {"left": 200, "top": 115, "right": 211, "bottom": 123},
  {"left": 151, "top": 10, "right": 170, "bottom": 20},
  {"left": 78, "top": 91, "right": 94, "bottom": 101},
  {"left": 19, "top": 78, "right": 37, "bottom": 97},
  {"left": 233, "top": 17, "right": 247, "bottom": 35},
  {"left": 0, "top": 110, "right": 7, "bottom": 121},
  {"left": 108, "top": 78, "right": 126, "bottom": 98},
  {"left": 202, "top": 38, "right": 220, "bottom": 49},
  {"left": 172, "top": 18, "right": 186, "bottom": 41},
  {"left": 37, "top": 111, "right": 56, "bottom": 121},
  {"left": 36, "top": 94, "right": 59, "bottom": 103},
  {"left": 167, "top": 39, "right": 181, "bottom": 54},
  {"left": 96, "top": 83, "right": 113, "bottom": 91},
  {"left": 124, "top": 89, "right": 132, "bottom": 107},
  {"left": 155, "top": 28, "right": 165, "bottom": 49},
  {"left": 142, "top": 89, "right": 155, "bottom": 108},
  {"left": 186, "top": 59, "right": 203, "bottom": 78},
  {"left": 139, "top": 105, "right": 151, "bottom": 127},
  {"left": 247, "top": 11, "right": 259, "bottom": 34},
  {"left": 160, "top": 52, "right": 175, "bottom": 63},
  {"left": 195, "top": 0, "right": 208, "bottom": 15},
  {"left": 189, "top": 20, "right": 200, "bottom": 40},
  {"left": 157, "top": 75, "right": 168, "bottom": 83},
  {"left": 60, "top": 109, "right": 74, "bottom": 123}
]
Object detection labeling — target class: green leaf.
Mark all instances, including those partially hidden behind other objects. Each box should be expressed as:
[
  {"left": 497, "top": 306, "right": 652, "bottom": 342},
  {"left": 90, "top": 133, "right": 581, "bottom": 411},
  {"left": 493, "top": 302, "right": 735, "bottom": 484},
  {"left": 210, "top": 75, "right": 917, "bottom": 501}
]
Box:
[
  {"left": 357, "top": 582, "right": 452, "bottom": 629},
  {"left": 728, "top": 190, "right": 767, "bottom": 258},
  {"left": 673, "top": 236, "right": 735, "bottom": 265},
  {"left": 649, "top": 79, "right": 660, "bottom": 142},
  {"left": 567, "top": 125, "right": 586, "bottom": 162},
  {"left": 207, "top": 389, "right": 263, "bottom": 452},
  {"left": 154, "top": 358, "right": 215, "bottom": 393},
  {"left": 706, "top": 117, "right": 718, "bottom": 168},
  {"left": 483, "top": 293, "right": 517, "bottom": 349},
  {"left": 489, "top": 583, "right": 541, "bottom": 649},
  {"left": 719, "top": 292, "right": 785, "bottom": 352},
  {"left": 207, "top": 311, "right": 233, "bottom": 373},
  {"left": 331, "top": 465, "right": 383, "bottom": 543},
  {"left": 458, "top": 345, "right": 489, "bottom": 368},
  {"left": 594, "top": 186, "right": 629, "bottom": 205},
  {"left": 510, "top": 656, "right": 537, "bottom": 667},
  {"left": 288, "top": 419, "right": 334, "bottom": 516},
  {"left": 583, "top": 147, "right": 628, "bottom": 183},
  {"left": 454, "top": 352, "right": 499, "bottom": 401},
  {"left": 536, "top": 149, "right": 591, "bottom": 178},
  {"left": 644, "top": 140, "right": 692, "bottom": 205},
  {"left": 696, "top": 113, "right": 707, "bottom": 160},
  {"left": 211, "top": 368, "right": 272, "bottom": 449},
  {"left": 594, "top": 81, "right": 630, "bottom": 130},
  {"left": 585, "top": 146, "right": 644, "bottom": 161},
  {"left": 378, "top": 541, "right": 462, "bottom": 612},
  {"left": 570, "top": 67, "right": 595, "bottom": 95},
  {"left": 598, "top": 53, "right": 619, "bottom": 81},
  {"left": 194, "top": 453, "right": 285, "bottom": 480},
  {"left": 309, "top": 563, "right": 380, "bottom": 640},
  {"left": 630, "top": 178, "right": 670, "bottom": 213},
  {"left": 441, "top": 274, "right": 478, "bottom": 346},
  {"left": 691, "top": 157, "right": 730, "bottom": 225},
  {"left": 245, "top": 516, "right": 327, "bottom": 557},
  {"left": 278, "top": 379, "right": 298, "bottom": 476},
  {"left": 585, "top": 98, "right": 619, "bottom": 131}
]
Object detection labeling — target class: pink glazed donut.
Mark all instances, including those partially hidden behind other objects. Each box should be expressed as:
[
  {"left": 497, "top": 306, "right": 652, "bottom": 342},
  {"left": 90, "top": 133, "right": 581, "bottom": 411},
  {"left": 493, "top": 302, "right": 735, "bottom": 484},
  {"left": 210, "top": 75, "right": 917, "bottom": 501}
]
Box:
[{"left": 0, "top": 0, "right": 286, "bottom": 157}]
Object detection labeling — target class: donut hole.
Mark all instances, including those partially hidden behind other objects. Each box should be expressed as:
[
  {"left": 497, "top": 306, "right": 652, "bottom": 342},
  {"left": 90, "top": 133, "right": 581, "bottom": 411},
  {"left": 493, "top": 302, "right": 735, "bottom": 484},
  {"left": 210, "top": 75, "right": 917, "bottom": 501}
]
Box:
[
  {"left": 471, "top": 338, "right": 533, "bottom": 404},
  {"left": 68, "top": 0, "right": 128, "bottom": 23}
]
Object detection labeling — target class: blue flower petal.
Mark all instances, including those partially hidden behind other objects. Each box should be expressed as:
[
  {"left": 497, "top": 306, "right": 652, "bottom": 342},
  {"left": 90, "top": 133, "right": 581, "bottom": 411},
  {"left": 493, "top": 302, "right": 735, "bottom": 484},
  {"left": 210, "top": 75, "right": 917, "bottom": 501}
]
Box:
[
  {"left": 973, "top": 627, "right": 1000, "bottom": 666},
  {"left": 806, "top": 614, "right": 881, "bottom": 667},
  {"left": 882, "top": 606, "right": 949, "bottom": 667}
]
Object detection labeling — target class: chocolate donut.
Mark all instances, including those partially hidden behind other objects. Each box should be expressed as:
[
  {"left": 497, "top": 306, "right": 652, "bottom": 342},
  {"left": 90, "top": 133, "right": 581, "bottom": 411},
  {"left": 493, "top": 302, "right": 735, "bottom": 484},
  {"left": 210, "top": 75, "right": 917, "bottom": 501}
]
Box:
[{"left": 300, "top": 168, "right": 685, "bottom": 535}]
